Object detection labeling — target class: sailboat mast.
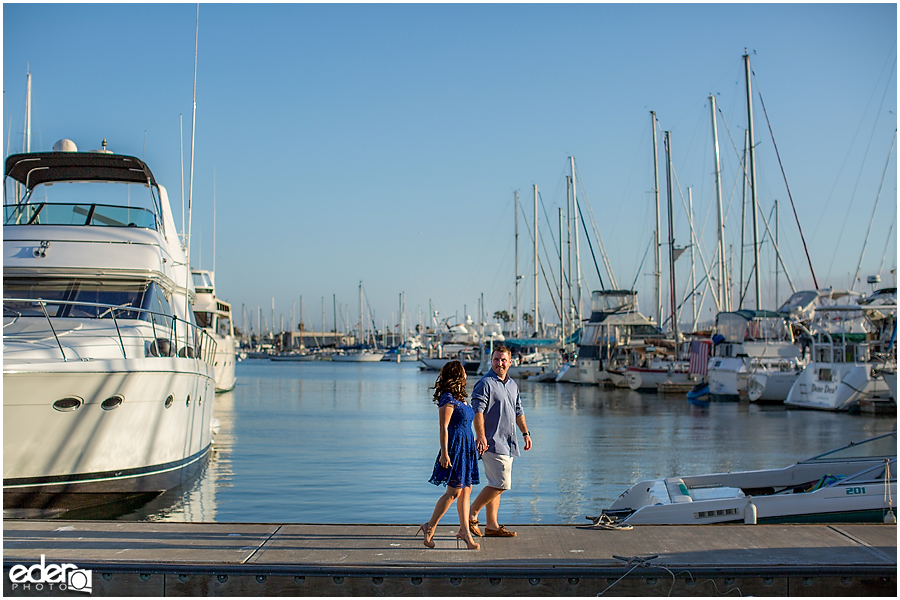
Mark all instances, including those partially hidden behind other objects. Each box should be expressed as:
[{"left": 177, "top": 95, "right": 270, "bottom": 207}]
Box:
[
  {"left": 570, "top": 156, "right": 582, "bottom": 323},
  {"left": 739, "top": 130, "right": 748, "bottom": 309},
  {"left": 744, "top": 51, "right": 762, "bottom": 309},
  {"left": 514, "top": 191, "right": 520, "bottom": 338},
  {"left": 358, "top": 281, "right": 363, "bottom": 344},
  {"left": 709, "top": 96, "right": 729, "bottom": 312},
  {"left": 184, "top": 4, "right": 200, "bottom": 320},
  {"left": 650, "top": 111, "right": 662, "bottom": 327},
  {"left": 566, "top": 177, "right": 573, "bottom": 330},
  {"left": 665, "top": 131, "right": 679, "bottom": 358},
  {"left": 775, "top": 200, "right": 779, "bottom": 304},
  {"left": 559, "top": 207, "right": 566, "bottom": 341},
  {"left": 689, "top": 187, "right": 697, "bottom": 329},
  {"left": 533, "top": 184, "right": 539, "bottom": 336}
]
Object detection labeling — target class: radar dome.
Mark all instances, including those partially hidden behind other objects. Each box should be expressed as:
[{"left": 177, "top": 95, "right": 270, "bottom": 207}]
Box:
[{"left": 52, "top": 139, "right": 78, "bottom": 152}]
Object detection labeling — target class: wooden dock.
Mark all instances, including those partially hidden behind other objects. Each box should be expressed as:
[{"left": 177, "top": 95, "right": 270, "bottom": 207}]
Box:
[{"left": 3, "top": 521, "right": 896, "bottom": 596}]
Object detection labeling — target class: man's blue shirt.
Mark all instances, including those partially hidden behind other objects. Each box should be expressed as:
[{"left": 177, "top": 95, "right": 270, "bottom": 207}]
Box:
[{"left": 472, "top": 368, "right": 523, "bottom": 457}]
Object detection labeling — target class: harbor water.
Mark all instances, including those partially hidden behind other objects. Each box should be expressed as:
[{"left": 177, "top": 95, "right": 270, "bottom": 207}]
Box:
[{"left": 120, "top": 359, "right": 896, "bottom": 524}]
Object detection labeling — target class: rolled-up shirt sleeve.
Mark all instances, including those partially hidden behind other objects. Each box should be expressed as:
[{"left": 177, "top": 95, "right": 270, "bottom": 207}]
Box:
[{"left": 472, "top": 379, "right": 489, "bottom": 414}]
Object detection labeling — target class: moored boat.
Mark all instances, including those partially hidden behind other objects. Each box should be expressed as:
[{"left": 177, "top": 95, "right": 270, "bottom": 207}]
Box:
[
  {"left": 331, "top": 348, "right": 384, "bottom": 362},
  {"left": 192, "top": 269, "right": 237, "bottom": 392},
  {"left": 784, "top": 292, "right": 896, "bottom": 411},
  {"left": 706, "top": 310, "right": 799, "bottom": 401},
  {"left": 575, "top": 290, "right": 659, "bottom": 385},
  {"left": 3, "top": 144, "right": 217, "bottom": 510},
  {"left": 602, "top": 432, "right": 897, "bottom": 525}
]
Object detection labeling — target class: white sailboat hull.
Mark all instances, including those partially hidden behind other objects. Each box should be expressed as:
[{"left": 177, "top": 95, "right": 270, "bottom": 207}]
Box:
[
  {"left": 707, "top": 357, "right": 747, "bottom": 399},
  {"left": 575, "top": 358, "right": 600, "bottom": 384},
  {"left": 748, "top": 366, "right": 801, "bottom": 402},
  {"left": 785, "top": 363, "right": 891, "bottom": 411},
  {"left": 332, "top": 351, "right": 384, "bottom": 362},
  {"left": 626, "top": 364, "right": 691, "bottom": 391}
]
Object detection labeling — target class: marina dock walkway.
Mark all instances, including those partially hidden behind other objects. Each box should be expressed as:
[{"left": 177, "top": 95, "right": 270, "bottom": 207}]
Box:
[{"left": 3, "top": 521, "right": 896, "bottom": 596}]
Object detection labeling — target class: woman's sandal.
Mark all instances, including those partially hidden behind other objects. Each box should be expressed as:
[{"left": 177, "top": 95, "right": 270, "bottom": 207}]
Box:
[
  {"left": 417, "top": 522, "right": 436, "bottom": 548},
  {"left": 455, "top": 529, "right": 481, "bottom": 550}
]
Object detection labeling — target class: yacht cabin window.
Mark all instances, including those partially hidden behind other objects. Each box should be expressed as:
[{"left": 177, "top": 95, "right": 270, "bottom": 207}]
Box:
[{"left": 3, "top": 278, "right": 173, "bottom": 323}]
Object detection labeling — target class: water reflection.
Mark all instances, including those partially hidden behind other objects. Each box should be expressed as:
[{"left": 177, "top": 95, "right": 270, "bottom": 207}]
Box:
[{"left": 108, "top": 360, "right": 897, "bottom": 524}]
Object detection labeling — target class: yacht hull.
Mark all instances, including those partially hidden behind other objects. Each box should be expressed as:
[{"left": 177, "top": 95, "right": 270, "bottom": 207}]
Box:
[
  {"left": 213, "top": 334, "right": 237, "bottom": 392},
  {"left": 3, "top": 361, "right": 215, "bottom": 509}
]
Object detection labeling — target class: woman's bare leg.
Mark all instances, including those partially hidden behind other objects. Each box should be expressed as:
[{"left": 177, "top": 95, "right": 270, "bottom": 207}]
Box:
[{"left": 425, "top": 486, "right": 461, "bottom": 537}]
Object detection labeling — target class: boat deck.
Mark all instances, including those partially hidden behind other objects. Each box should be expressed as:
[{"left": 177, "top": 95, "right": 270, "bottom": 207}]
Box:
[{"left": 3, "top": 521, "right": 896, "bottom": 596}]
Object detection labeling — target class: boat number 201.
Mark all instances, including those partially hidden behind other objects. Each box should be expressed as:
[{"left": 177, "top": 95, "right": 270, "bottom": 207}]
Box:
[{"left": 845, "top": 487, "right": 866, "bottom": 495}]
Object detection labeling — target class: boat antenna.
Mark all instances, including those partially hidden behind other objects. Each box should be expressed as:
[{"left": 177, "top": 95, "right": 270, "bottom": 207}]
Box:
[
  {"left": 213, "top": 167, "right": 216, "bottom": 273},
  {"left": 185, "top": 3, "right": 199, "bottom": 321}
]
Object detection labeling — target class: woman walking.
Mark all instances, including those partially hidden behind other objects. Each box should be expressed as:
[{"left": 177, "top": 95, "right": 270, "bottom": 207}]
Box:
[{"left": 417, "top": 360, "right": 481, "bottom": 550}]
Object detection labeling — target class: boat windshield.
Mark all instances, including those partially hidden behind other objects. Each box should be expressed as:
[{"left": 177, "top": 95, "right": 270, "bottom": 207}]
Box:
[
  {"left": 4, "top": 181, "right": 159, "bottom": 230},
  {"left": 3, "top": 277, "right": 172, "bottom": 322},
  {"left": 838, "top": 458, "right": 897, "bottom": 485},
  {"left": 192, "top": 271, "right": 214, "bottom": 292},
  {"left": 803, "top": 433, "right": 897, "bottom": 463}
]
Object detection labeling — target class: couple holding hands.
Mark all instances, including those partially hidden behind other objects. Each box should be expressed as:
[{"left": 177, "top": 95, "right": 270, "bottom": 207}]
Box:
[{"left": 418, "top": 346, "right": 532, "bottom": 550}]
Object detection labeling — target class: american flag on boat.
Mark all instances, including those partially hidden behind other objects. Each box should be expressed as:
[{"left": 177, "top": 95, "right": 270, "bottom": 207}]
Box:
[{"left": 688, "top": 339, "right": 712, "bottom": 375}]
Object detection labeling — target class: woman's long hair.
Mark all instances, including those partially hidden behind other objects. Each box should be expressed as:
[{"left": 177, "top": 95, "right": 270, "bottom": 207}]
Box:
[{"left": 431, "top": 360, "right": 468, "bottom": 404}]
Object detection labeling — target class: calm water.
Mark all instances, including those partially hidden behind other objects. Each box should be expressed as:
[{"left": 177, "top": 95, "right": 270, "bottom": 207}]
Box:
[{"left": 121, "top": 359, "right": 896, "bottom": 524}]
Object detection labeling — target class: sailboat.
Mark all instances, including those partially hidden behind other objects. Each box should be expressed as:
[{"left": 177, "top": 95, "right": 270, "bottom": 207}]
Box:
[
  {"left": 784, "top": 289, "right": 896, "bottom": 411},
  {"left": 332, "top": 282, "right": 384, "bottom": 362}
]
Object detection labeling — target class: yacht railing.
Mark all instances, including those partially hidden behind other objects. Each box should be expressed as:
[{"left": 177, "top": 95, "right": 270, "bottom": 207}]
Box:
[{"left": 3, "top": 297, "right": 216, "bottom": 365}]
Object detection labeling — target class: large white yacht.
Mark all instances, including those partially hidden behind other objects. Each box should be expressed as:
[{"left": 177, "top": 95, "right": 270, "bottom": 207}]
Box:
[
  {"left": 3, "top": 142, "right": 217, "bottom": 511},
  {"left": 191, "top": 269, "right": 237, "bottom": 392}
]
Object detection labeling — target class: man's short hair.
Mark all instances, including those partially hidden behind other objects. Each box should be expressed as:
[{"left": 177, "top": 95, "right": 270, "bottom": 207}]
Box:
[{"left": 492, "top": 345, "right": 511, "bottom": 358}]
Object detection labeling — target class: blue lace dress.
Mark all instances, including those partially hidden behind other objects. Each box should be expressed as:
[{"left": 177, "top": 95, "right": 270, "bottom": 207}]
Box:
[{"left": 428, "top": 393, "right": 480, "bottom": 489}]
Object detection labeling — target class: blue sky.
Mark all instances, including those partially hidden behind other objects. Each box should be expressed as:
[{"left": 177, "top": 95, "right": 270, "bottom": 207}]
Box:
[{"left": 4, "top": 3, "right": 897, "bottom": 336}]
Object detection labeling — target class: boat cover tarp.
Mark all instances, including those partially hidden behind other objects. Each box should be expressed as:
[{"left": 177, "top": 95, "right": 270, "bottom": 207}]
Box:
[
  {"left": 6, "top": 152, "right": 156, "bottom": 189},
  {"left": 503, "top": 338, "right": 559, "bottom": 349}
]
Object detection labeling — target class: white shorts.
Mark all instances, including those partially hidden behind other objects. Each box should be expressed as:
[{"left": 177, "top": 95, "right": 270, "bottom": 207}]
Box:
[{"left": 481, "top": 451, "right": 513, "bottom": 490}]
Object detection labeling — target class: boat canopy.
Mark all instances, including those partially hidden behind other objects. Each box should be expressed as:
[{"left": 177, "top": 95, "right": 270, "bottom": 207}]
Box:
[
  {"left": 591, "top": 289, "right": 637, "bottom": 313},
  {"left": 715, "top": 310, "right": 791, "bottom": 343},
  {"left": 5, "top": 152, "right": 157, "bottom": 191},
  {"left": 503, "top": 338, "right": 559, "bottom": 349}
]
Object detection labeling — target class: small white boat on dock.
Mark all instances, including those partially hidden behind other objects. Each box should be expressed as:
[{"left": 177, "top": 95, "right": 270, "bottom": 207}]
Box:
[{"left": 602, "top": 432, "right": 897, "bottom": 525}]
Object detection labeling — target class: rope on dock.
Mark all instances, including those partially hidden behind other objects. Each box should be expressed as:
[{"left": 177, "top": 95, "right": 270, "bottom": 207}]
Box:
[{"left": 579, "top": 514, "right": 634, "bottom": 530}]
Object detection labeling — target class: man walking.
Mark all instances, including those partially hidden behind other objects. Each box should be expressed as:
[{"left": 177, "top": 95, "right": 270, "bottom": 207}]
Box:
[{"left": 468, "top": 345, "right": 532, "bottom": 538}]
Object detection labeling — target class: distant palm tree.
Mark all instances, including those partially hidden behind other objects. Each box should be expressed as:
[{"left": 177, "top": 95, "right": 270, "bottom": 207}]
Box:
[{"left": 493, "top": 310, "right": 512, "bottom": 324}]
